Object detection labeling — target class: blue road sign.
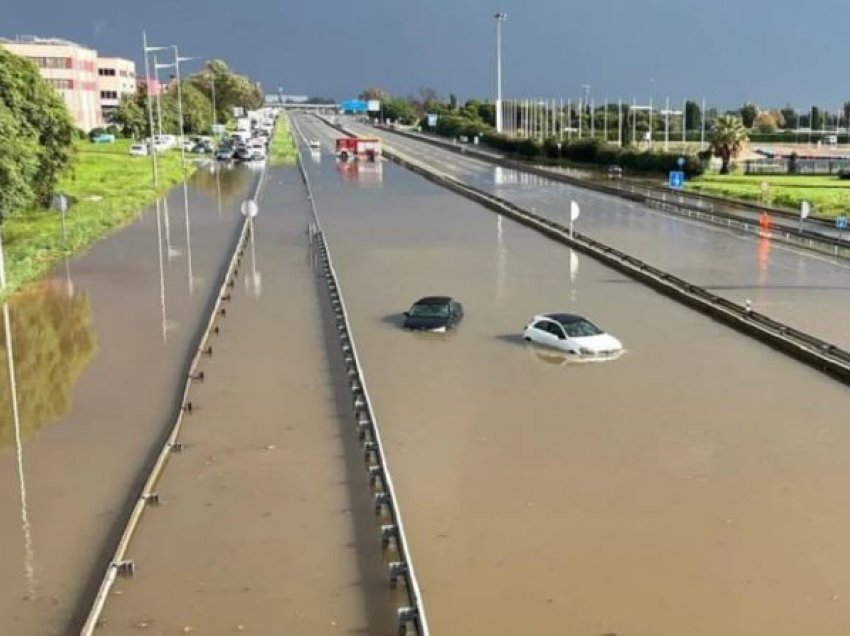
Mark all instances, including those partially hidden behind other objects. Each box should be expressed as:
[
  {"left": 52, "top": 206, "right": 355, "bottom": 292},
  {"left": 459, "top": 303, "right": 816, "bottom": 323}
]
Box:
[
  {"left": 669, "top": 171, "right": 685, "bottom": 189},
  {"left": 837, "top": 214, "right": 848, "bottom": 230}
]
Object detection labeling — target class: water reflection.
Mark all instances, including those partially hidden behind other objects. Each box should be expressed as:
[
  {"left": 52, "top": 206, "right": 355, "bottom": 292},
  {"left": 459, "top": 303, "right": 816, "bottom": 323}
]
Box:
[
  {"left": 569, "top": 248, "right": 579, "bottom": 304},
  {"left": 244, "top": 218, "right": 262, "bottom": 299},
  {"left": 182, "top": 182, "right": 197, "bottom": 296},
  {"left": 192, "top": 163, "right": 251, "bottom": 208},
  {"left": 335, "top": 159, "right": 383, "bottom": 186},
  {"left": 2, "top": 302, "right": 37, "bottom": 598},
  {"left": 310, "top": 148, "right": 322, "bottom": 164},
  {"left": 162, "top": 197, "right": 181, "bottom": 262},
  {"left": 0, "top": 284, "right": 97, "bottom": 449},
  {"left": 154, "top": 200, "right": 177, "bottom": 342},
  {"left": 496, "top": 215, "right": 507, "bottom": 308}
]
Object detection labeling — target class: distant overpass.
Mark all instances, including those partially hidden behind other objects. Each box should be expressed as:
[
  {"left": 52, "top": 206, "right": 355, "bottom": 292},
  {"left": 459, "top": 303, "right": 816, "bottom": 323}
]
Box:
[{"left": 266, "top": 101, "right": 339, "bottom": 111}]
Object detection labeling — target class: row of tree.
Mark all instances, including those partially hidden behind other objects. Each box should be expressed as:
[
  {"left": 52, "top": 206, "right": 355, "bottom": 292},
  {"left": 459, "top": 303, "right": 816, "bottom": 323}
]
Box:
[{"left": 109, "top": 59, "right": 264, "bottom": 138}]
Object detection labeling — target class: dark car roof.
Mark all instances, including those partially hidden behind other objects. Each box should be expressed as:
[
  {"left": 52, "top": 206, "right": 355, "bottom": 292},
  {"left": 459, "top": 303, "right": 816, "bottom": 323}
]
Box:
[
  {"left": 544, "top": 313, "right": 587, "bottom": 325},
  {"left": 412, "top": 296, "right": 455, "bottom": 306}
]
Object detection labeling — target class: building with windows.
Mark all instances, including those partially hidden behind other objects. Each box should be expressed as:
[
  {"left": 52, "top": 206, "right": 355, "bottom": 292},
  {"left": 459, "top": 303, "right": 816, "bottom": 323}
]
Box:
[
  {"left": 1, "top": 36, "right": 138, "bottom": 131},
  {"left": 96, "top": 56, "right": 136, "bottom": 121}
]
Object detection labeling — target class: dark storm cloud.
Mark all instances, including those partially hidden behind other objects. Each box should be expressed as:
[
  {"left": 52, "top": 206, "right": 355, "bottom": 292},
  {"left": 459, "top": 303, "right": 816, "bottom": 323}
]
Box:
[{"left": 3, "top": 0, "right": 847, "bottom": 108}]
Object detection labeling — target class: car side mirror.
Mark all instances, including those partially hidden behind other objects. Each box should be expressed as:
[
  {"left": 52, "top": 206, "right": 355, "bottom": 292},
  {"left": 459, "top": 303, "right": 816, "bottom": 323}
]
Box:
[{"left": 403, "top": 311, "right": 409, "bottom": 318}]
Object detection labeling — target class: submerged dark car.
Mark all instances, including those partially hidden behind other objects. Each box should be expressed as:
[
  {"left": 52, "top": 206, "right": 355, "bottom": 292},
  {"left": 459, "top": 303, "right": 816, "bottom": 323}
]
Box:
[{"left": 403, "top": 296, "right": 464, "bottom": 332}]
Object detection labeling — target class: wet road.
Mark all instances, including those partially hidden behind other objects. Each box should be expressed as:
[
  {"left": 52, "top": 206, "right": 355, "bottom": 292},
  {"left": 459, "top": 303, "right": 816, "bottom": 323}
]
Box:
[
  {"left": 295, "top": 114, "right": 850, "bottom": 635},
  {"left": 340, "top": 119, "right": 850, "bottom": 352},
  {"left": 0, "top": 162, "right": 257, "bottom": 634},
  {"left": 96, "top": 166, "right": 398, "bottom": 635}
]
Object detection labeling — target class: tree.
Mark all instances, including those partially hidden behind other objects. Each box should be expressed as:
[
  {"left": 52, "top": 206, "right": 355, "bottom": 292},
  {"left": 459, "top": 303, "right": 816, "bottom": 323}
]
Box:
[
  {"left": 811, "top": 106, "right": 823, "bottom": 131},
  {"left": 780, "top": 105, "right": 797, "bottom": 130},
  {"left": 449, "top": 93, "right": 458, "bottom": 111},
  {"left": 0, "top": 48, "right": 75, "bottom": 214},
  {"left": 188, "top": 60, "right": 262, "bottom": 125},
  {"left": 739, "top": 102, "right": 759, "bottom": 128},
  {"left": 109, "top": 93, "right": 146, "bottom": 138},
  {"left": 843, "top": 102, "right": 850, "bottom": 130},
  {"left": 754, "top": 111, "right": 781, "bottom": 134},
  {"left": 709, "top": 116, "right": 748, "bottom": 174},
  {"left": 685, "top": 100, "right": 702, "bottom": 132}
]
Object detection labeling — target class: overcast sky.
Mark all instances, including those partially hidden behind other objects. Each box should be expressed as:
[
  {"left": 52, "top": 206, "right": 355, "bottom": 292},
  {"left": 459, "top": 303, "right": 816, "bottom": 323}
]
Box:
[{"left": 4, "top": 0, "right": 848, "bottom": 109}]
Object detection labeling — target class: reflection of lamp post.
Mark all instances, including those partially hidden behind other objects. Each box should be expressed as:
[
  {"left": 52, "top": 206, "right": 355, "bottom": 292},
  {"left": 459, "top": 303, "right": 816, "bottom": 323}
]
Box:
[
  {"left": 155, "top": 199, "right": 169, "bottom": 342},
  {"left": 182, "top": 182, "right": 195, "bottom": 295},
  {"left": 3, "top": 301, "right": 37, "bottom": 598},
  {"left": 245, "top": 217, "right": 262, "bottom": 299}
]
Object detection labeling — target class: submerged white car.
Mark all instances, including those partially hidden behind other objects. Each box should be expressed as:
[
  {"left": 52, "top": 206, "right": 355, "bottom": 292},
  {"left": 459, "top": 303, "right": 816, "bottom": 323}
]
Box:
[
  {"left": 308, "top": 138, "right": 321, "bottom": 149},
  {"left": 523, "top": 313, "right": 623, "bottom": 356}
]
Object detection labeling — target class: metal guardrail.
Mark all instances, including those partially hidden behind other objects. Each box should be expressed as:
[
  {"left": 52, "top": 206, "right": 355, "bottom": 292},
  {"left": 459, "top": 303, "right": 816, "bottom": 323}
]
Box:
[
  {"left": 320, "top": 115, "right": 850, "bottom": 386},
  {"left": 289, "top": 114, "right": 431, "bottom": 636},
  {"left": 378, "top": 126, "right": 850, "bottom": 249},
  {"left": 80, "top": 166, "right": 266, "bottom": 635}
]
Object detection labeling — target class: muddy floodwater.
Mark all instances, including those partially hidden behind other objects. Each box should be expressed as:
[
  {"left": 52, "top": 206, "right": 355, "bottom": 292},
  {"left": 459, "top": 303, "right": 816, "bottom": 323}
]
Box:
[
  {"left": 349, "top": 120, "right": 850, "bottom": 352},
  {"left": 98, "top": 166, "right": 397, "bottom": 635},
  {"left": 297, "top": 117, "right": 850, "bottom": 635},
  {"left": 0, "top": 164, "right": 256, "bottom": 635}
]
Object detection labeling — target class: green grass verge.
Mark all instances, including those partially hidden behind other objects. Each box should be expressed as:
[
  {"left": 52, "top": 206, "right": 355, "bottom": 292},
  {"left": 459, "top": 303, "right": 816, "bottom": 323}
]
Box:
[
  {"left": 686, "top": 173, "right": 850, "bottom": 219},
  {"left": 269, "top": 117, "right": 297, "bottom": 167},
  {"left": 2, "top": 139, "right": 193, "bottom": 300}
]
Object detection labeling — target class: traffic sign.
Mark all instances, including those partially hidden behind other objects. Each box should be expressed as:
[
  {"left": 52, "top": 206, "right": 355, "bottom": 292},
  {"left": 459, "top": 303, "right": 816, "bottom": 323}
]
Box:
[
  {"left": 801, "top": 201, "right": 811, "bottom": 219},
  {"left": 669, "top": 171, "right": 685, "bottom": 189},
  {"left": 836, "top": 214, "right": 848, "bottom": 230},
  {"left": 570, "top": 200, "right": 580, "bottom": 222},
  {"left": 241, "top": 199, "right": 259, "bottom": 218},
  {"left": 676, "top": 156, "right": 685, "bottom": 168}
]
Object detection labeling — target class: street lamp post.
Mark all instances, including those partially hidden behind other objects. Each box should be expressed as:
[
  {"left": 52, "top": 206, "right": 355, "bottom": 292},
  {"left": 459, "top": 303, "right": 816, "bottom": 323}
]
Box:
[
  {"left": 160, "top": 48, "right": 199, "bottom": 169},
  {"left": 141, "top": 31, "right": 166, "bottom": 189},
  {"left": 494, "top": 12, "right": 507, "bottom": 133}
]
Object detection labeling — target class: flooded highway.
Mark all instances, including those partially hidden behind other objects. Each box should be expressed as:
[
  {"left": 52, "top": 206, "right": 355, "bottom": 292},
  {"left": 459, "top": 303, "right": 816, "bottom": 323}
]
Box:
[
  {"left": 296, "top": 115, "right": 850, "bottom": 635},
  {"left": 342, "top": 119, "right": 850, "bottom": 352},
  {"left": 0, "top": 163, "right": 257, "bottom": 634},
  {"left": 96, "top": 166, "right": 398, "bottom": 635}
]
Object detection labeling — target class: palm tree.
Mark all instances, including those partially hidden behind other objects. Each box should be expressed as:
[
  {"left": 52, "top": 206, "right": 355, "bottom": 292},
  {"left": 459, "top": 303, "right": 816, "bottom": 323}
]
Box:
[{"left": 709, "top": 116, "right": 749, "bottom": 174}]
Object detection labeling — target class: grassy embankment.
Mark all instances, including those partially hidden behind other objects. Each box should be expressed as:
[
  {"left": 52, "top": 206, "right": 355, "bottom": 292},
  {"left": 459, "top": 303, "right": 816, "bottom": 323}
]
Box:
[
  {"left": 269, "top": 116, "right": 298, "bottom": 166},
  {"left": 2, "top": 139, "right": 192, "bottom": 299},
  {"left": 686, "top": 174, "right": 850, "bottom": 219}
]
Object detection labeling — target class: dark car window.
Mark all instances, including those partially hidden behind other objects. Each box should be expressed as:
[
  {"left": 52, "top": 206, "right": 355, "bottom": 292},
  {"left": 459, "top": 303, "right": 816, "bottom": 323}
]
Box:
[
  {"left": 547, "top": 322, "right": 566, "bottom": 339},
  {"left": 532, "top": 321, "right": 550, "bottom": 332},
  {"left": 409, "top": 303, "right": 450, "bottom": 318}
]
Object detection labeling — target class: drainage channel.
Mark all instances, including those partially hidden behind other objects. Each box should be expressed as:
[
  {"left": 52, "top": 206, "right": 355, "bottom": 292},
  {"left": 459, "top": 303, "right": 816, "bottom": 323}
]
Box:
[
  {"left": 78, "top": 165, "right": 266, "bottom": 636},
  {"left": 291, "top": 114, "right": 430, "bottom": 636},
  {"left": 374, "top": 125, "right": 850, "bottom": 260},
  {"left": 318, "top": 116, "right": 850, "bottom": 386}
]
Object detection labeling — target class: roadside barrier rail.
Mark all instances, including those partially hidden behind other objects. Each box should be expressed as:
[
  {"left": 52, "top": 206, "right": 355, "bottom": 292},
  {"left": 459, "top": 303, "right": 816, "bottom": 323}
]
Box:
[{"left": 290, "top": 113, "right": 430, "bottom": 636}]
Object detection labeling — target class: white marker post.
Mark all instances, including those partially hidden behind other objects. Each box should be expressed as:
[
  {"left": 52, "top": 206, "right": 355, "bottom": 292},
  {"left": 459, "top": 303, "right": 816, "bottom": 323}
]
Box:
[
  {"left": 52, "top": 194, "right": 69, "bottom": 246},
  {"left": 570, "top": 200, "right": 580, "bottom": 238},
  {"left": 800, "top": 200, "right": 811, "bottom": 233}
]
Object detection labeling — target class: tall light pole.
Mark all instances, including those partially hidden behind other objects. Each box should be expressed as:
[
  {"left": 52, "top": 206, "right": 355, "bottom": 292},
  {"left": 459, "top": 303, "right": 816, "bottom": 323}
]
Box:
[
  {"left": 161, "top": 48, "right": 199, "bottom": 168},
  {"left": 142, "top": 32, "right": 166, "bottom": 189},
  {"left": 494, "top": 12, "right": 507, "bottom": 133}
]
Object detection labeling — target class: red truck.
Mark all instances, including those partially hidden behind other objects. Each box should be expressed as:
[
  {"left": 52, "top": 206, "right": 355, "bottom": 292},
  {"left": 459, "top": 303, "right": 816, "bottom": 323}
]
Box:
[{"left": 335, "top": 137, "right": 381, "bottom": 161}]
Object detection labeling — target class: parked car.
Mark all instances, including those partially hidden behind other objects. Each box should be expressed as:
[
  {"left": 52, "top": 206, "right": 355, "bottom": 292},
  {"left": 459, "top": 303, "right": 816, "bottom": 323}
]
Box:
[
  {"left": 251, "top": 147, "right": 267, "bottom": 161},
  {"left": 403, "top": 296, "right": 464, "bottom": 332},
  {"left": 607, "top": 165, "right": 623, "bottom": 179},
  {"left": 129, "top": 143, "right": 148, "bottom": 157},
  {"left": 309, "top": 138, "right": 321, "bottom": 149},
  {"left": 522, "top": 313, "right": 622, "bottom": 356},
  {"left": 216, "top": 147, "right": 235, "bottom": 161},
  {"left": 234, "top": 146, "right": 253, "bottom": 162}
]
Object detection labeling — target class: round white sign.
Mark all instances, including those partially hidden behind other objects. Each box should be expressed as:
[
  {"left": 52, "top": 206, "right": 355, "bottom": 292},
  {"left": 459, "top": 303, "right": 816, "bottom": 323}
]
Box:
[{"left": 241, "top": 200, "right": 259, "bottom": 218}]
